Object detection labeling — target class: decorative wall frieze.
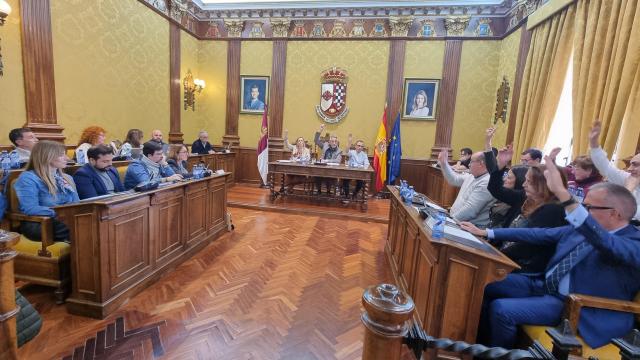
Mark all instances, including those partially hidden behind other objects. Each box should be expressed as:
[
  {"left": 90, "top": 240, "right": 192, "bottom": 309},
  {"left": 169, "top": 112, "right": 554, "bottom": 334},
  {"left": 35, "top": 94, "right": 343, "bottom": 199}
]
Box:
[
  {"left": 444, "top": 16, "right": 471, "bottom": 36},
  {"left": 249, "top": 21, "right": 265, "bottom": 38},
  {"left": 270, "top": 18, "right": 291, "bottom": 38},
  {"left": 389, "top": 16, "right": 414, "bottom": 37},
  {"left": 328, "top": 20, "right": 347, "bottom": 38},
  {"left": 349, "top": 20, "right": 367, "bottom": 38},
  {"left": 417, "top": 19, "right": 437, "bottom": 37},
  {"left": 369, "top": 20, "right": 387, "bottom": 37},
  {"left": 291, "top": 20, "right": 307, "bottom": 38},
  {"left": 224, "top": 19, "right": 244, "bottom": 38},
  {"left": 310, "top": 21, "right": 326, "bottom": 38},
  {"left": 475, "top": 18, "right": 493, "bottom": 36}
]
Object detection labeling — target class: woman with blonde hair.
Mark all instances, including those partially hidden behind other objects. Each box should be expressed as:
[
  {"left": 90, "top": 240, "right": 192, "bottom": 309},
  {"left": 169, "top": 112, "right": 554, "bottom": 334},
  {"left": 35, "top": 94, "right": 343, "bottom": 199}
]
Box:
[
  {"left": 75, "top": 126, "right": 107, "bottom": 163},
  {"left": 14, "top": 141, "right": 79, "bottom": 242},
  {"left": 283, "top": 129, "right": 310, "bottom": 162},
  {"left": 166, "top": 144, "right": 192, "bottom": 178}
]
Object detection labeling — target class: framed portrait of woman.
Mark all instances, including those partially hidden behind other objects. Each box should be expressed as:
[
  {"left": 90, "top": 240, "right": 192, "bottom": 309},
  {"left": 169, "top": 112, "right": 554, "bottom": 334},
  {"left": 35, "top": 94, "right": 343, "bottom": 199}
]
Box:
[{"left": 402, "top": 79, "right": 440, "bottom": 120}]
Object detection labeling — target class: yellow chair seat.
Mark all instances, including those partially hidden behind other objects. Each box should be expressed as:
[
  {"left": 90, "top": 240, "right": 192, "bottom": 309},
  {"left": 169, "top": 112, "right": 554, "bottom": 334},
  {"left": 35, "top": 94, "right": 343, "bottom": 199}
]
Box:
[
  {"left": 12, "top": 235, "right": 71, "bottom": 258},
  {"left": 522, "top": 325, "right": 619, "bottom": 360},
  {"left": 117, "top": 165, "right": 128, "bottom": 179}
]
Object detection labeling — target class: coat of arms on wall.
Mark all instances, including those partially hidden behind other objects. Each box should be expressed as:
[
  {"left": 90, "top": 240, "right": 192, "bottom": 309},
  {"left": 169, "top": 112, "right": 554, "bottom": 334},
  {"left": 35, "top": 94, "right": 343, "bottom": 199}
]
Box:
[{"left": 316, "top": 67, "right": 349, "bottom": 124}]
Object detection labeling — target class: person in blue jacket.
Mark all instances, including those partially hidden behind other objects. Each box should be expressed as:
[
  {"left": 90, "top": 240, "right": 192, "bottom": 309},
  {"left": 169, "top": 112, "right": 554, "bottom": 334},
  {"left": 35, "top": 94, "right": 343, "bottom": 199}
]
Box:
[
  {"left": 13, "top": 141, "right": 79, "bottom": 242},
  {"left": 461, "top": 156, "right": 640, "bottom": 349},
  {"left": 73, "top": 144, "right": 125, "bottom": 199},
  {"left": 124, "top": 141, "right": 182, "bottom": 190}
]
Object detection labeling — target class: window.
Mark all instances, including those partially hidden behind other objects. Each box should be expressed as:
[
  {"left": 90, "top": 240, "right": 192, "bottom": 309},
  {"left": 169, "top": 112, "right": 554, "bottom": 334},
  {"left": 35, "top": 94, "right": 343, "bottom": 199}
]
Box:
[{"left": 543, "top": 54, "right": 573, "bottom": 166}]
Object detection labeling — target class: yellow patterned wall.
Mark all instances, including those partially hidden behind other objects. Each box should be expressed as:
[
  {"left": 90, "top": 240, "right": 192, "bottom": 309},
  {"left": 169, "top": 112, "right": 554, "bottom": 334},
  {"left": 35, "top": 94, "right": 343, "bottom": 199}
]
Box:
[
  {"left": 493, "top": 28, "right": 522, "bottom": 148},
  {"left": 51, "top": 0, "right": 169, "bottom": 145},
  {"left": 238, "top": 41, "right": 272, "bottom": 147},
  {"left": 197, "top": 41, "right": 228, "bottom": 146},
  {"left": 283, "top": 41, "right": 389, "bottom": 153},
  {"left": 181, "top": 31, "right": 201, "bottom": 142},
  {"left": 0, "top": 0, "right": 26, "bottom": 144},
  {"left": 402, "top": 41, "right": 446, "bottom": 158},
  {"left": 451, "top": 41, "right": 501, "bottom": 154}
]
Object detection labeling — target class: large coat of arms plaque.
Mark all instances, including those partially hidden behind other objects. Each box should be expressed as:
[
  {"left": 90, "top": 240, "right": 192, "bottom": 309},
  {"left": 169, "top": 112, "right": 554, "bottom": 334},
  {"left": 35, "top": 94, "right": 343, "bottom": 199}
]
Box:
[{"left": 316, "top": 67, "right": 349, "bottom": 124}]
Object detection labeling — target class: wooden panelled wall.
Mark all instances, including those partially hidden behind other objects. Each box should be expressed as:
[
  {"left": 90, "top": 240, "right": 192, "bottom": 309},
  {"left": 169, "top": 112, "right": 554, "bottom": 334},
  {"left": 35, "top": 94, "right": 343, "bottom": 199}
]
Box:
[{"left": 12, "top": 1, "right": 532, "bottom": 186}]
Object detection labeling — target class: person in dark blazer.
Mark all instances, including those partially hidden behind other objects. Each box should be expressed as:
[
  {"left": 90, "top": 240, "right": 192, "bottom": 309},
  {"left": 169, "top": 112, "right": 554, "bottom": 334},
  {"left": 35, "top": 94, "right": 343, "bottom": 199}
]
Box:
[
  {"left": 73, "top": 144, "right": 125, "bottom": 199},
  {"left": 476, "top": 158, "right": 640, "bottom": 349},
  {"left": 166, "top": 144, "right": 193, "bottom": 178},
  {"left": 191, "top": 131, "right": 215, "bottom": 155}
]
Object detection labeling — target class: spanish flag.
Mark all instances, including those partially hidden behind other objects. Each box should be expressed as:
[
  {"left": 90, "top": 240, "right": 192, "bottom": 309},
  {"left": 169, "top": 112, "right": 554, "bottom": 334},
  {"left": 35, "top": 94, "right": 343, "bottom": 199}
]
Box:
[{"left": 373, "top": 105, "right": 388, "bottom": 192}]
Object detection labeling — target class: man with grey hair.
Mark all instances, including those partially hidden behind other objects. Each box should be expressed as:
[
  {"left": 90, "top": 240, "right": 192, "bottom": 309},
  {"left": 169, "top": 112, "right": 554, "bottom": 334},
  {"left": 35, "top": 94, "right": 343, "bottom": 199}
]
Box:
[
  {"left": 438, "top": 149, "right": 495, "bottom": 227},
  {"left": 313, "top": 123, "right": 343, "bottom": 195},
  {"left": 191, "top": 130, "right": 215, "bottom": 155},
  {"left": 475, "top": 156, "right": 640, "bottom": 349}
]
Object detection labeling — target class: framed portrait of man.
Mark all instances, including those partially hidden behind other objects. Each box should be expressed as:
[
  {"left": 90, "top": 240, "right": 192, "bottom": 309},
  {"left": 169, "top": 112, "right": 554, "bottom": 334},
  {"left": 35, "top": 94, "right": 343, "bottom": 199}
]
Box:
[
  {"left": 240, "top": 76, "right": 269, "bottom": 114},
  {"left": 402, "top": 79, "right": 440, "bottom": 120}
]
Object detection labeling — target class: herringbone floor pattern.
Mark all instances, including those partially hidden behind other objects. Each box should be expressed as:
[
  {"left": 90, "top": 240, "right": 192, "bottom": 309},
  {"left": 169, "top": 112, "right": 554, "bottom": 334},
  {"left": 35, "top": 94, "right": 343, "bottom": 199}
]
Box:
[{"left": 17, "top": 207, "right": 392, "bottom": 360}]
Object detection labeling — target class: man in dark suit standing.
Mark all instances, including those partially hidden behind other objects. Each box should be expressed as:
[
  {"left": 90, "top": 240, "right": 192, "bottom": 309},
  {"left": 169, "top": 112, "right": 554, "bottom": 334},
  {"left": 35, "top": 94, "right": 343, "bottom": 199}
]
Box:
[
  {"left": 73, "top": 144, "right": 125, "bottom": 199},
  {"left": 476, "top": 156, "right": 640, "bottom": 349}
]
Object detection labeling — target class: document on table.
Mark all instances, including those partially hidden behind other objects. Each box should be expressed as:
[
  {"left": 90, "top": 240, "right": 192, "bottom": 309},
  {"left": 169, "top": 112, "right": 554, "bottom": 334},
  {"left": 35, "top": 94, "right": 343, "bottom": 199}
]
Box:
[{"left": 444, "top": 225, "right": 483, "bottom": 244}]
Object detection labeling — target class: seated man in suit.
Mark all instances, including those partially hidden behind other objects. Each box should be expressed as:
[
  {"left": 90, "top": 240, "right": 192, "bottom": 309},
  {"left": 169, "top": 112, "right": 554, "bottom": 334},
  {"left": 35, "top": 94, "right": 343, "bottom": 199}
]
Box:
[
  {"left": 476, "top": 157, "right": 640, "bottom": 349},
  {"left": 438, "top": 149, "right": 495, "bottom": 227},
  {"left": 73, "top": 144, "right": 125, "bottom": 199},
  {"left": 191, "top": 130, "right": 215, "bottom": 155},
  {"left": 313, "top": 123, "right": 342, "bottom": 195},
  {"left": 124, "top": 141, "right": 182, "bottom": 189}
]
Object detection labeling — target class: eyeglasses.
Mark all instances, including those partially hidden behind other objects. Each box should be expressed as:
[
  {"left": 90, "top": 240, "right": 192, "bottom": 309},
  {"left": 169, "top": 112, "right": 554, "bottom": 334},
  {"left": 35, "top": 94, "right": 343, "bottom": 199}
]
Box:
[{"left": 583, "top": 203, "right": 614, "bottom": 212}]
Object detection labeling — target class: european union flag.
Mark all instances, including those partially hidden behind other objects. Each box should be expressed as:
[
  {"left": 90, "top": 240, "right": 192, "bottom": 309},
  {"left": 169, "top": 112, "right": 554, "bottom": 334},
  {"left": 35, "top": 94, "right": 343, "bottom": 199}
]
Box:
[{"left": 387, "top": 113, "right": 402, "bottom": 184}]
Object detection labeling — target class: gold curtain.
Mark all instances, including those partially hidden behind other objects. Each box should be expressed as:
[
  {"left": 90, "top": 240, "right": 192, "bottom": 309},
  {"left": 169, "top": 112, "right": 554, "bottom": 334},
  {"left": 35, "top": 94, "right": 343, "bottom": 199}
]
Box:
[
  {"left": 572, "top": 0, "right": 640, "bottom": 157},
  {"left": 512, "top": 5, "right": 575, "bottom": 156}
]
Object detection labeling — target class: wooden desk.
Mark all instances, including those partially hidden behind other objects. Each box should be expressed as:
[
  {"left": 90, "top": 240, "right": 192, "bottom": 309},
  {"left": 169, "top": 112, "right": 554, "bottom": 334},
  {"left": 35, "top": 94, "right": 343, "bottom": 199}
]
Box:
[
  {"left": 55, "top": 174, "right": 230, "bottom": 319},
  {"left": 268, "top": 161, "right": 374, "bottom": 211},
  {"left": 187, "top": 152, "right": 236, "bottom": 184},
  {"left": 385, "top": 186, "right": 517, "bottom": 348}
]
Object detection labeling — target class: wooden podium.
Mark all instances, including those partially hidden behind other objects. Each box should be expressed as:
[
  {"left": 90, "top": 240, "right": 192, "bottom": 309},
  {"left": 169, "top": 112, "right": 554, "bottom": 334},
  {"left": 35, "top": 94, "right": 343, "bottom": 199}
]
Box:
[
  {"left": 385, "top": 186, "right": 518, "bottom": 347},
  {"left": 55, "top": 174, "right": 229, "bottom": 318}
]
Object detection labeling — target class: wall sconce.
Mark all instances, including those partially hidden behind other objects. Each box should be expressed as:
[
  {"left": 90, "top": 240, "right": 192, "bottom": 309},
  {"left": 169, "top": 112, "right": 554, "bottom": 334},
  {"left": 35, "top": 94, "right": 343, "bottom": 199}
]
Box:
[
  {"left": 0, "top": 0, "right": 12, "bottom": 77},
  {"left": 183, "top": 69, "right": 205, "bottom": 111}
]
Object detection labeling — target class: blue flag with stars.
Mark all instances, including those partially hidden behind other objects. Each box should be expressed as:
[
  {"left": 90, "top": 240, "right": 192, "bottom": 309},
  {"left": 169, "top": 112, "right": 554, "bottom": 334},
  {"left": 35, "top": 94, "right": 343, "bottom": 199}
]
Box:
[{"left": 387, "top": 113, "right": 402, "bottom": 184}]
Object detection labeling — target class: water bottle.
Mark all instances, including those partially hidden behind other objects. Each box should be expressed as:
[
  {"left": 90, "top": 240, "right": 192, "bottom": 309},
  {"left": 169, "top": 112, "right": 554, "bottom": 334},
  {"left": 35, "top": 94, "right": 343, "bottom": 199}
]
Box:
[
  {"left": 432, "top": 211, "right": 446, "bottom": 239},
  {"left": 77, "top": 149, "right": 86, "bottom": 165},
  {"left": 399, "top": 180, "right": 408, "bottom": 200},
  {"left": 0, "top": 151, "right": 10, "bottom": 171},
  {"left": 404, "top": 186, "right": 415, "bottom": 204},
  {"left": 575, "top": 187, "right": 585, "bottom": 203},
  {"left": 9, "top": 150, "right": 20, "bottom": 169},
  {"left": 567, "top": 184, "right": 576, "bottom": 196}
]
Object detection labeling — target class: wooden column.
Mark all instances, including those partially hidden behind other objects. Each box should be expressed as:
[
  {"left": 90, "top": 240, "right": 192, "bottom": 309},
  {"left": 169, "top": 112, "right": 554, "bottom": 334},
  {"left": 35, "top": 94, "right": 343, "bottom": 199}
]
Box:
[
  {"left": 268, "top": 40, "right": 287, "bottom": 154},
  {"left": 430, "top": 40, "right": 463, "bottom": 159},
  {"left": 20, "top": 0, "right": 64, "bottom": 141},
  {"left": 168, "top": 23, "right": 183, "bottom": 144},
  {"left": 385, "top": 40, "right": 407, "bottom": 131},
  {"left": 0, "top": 233, "right": 20, "bottom": 360},
  {"left": 506, "top": 25, "right": 532, "bottom": 145},
  {"left": 223, "top": 40, "right": 241, "bottom": 147}
]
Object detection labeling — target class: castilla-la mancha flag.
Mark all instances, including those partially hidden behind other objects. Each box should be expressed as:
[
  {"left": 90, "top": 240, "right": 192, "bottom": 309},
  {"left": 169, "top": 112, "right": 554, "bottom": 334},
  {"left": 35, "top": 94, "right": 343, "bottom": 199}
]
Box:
[
  {"left": 373, "top": 105, "right": 388, "bottom": 192},
  {"left": 257, "top": 105, "right": 269, "bottom": 185}
]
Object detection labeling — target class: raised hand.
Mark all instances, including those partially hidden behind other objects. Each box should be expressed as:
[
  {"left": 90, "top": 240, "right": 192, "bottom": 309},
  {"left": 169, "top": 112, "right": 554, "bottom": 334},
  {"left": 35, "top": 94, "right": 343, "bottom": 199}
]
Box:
[
  {"left": 459, "top": 222, "right": 487, "bottom": 237},
  {"left": 496, "top": 144, "right": 514, "bottom": 169},
  {"left": 485, "top": 127, "right": 496, "bottom": 151},
  {"left": 438, "top": 149, "right": 449, "bottom": 165},
  {"left": 319, "top": 123, "right": 326, "bottom": 133},
  {"left": 548, "top": 147, "right": 562, "bottom": 163},
  {"left": 589, "top": 120, "right": 602, "bottom": 148},
  {"left": 542, "top": 155, "right": 570, "bottom": 201}
]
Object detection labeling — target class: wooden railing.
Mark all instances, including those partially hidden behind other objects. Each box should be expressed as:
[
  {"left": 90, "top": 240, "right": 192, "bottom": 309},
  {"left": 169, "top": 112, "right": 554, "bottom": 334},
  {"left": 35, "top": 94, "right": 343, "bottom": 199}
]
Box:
[{"left": 0, "top": 232, "right": 20, "bottom": 360}]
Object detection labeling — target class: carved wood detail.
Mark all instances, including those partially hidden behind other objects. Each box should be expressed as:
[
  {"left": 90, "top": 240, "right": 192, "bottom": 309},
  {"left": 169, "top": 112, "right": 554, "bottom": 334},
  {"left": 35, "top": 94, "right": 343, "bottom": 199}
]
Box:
[
  {"left": 431, "top": 40, "right": 463, "bottom": 159},
  {"left": 223, "top": 41, "right": 241, "bottom": 147},
  {"left": 506, "top": 25, "right": 532, "bottom": 145},
  {"left": 385, "top": 40, "right": 406, "bottom": 131},
  {"left": 169, "top": 23, "right": 183, "bottom": 144},
  {"left": 20, "top": 0, "right": 64, "bottom": 141}
]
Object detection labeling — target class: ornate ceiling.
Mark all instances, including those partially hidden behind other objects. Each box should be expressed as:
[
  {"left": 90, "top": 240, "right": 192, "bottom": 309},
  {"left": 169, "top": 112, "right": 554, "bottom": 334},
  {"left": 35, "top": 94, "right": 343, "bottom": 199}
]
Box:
[{"left": 141, "top": 0, "right": 545, "bottom": 39}]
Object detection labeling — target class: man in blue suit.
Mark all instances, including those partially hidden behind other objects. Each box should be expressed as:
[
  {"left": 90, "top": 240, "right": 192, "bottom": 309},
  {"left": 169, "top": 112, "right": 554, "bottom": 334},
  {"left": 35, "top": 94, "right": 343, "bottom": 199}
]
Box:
[
  {"left": 472, "top": 156, "right": 640, "bottom": 349},
  {"left": 73, "top": 144, "right": 125, "bottom": 199},
  {"left": 245, "top": 84, "right": 265, "bottom": 111}
]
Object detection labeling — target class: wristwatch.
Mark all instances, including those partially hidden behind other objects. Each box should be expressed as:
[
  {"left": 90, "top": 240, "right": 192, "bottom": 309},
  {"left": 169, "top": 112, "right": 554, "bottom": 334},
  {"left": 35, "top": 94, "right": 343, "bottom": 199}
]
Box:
[{"left": 560, "top": 197, "right": 577, "bottom": 207}]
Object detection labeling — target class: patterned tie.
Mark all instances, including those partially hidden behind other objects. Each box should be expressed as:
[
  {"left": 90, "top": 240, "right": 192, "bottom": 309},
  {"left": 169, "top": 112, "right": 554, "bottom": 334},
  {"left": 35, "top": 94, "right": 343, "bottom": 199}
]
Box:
[{"left": 545, "top": 241, "right": 592, "bottom": 294}]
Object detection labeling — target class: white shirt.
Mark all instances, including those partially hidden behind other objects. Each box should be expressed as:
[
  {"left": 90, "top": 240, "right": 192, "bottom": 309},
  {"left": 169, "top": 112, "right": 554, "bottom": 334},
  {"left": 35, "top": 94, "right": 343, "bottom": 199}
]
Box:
[
  {"left": 441, "top": 162, "right": 496, "bottom": 227},
  {"left": 590, "top": 147, "right": 640, "bottom": 219},
  {"left": 410, "top": 106, "right": 430, "bottom": 117}
]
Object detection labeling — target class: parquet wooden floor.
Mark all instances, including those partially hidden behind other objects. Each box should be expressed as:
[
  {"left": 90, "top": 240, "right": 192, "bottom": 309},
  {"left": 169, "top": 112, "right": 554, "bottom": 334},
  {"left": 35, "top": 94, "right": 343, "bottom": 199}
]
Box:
[
  {"left": 16, "top": 207, "right": 393, "bottom": 360},
  {"left": 228, "top": 184, "right": 390, "bottom": 224}
]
